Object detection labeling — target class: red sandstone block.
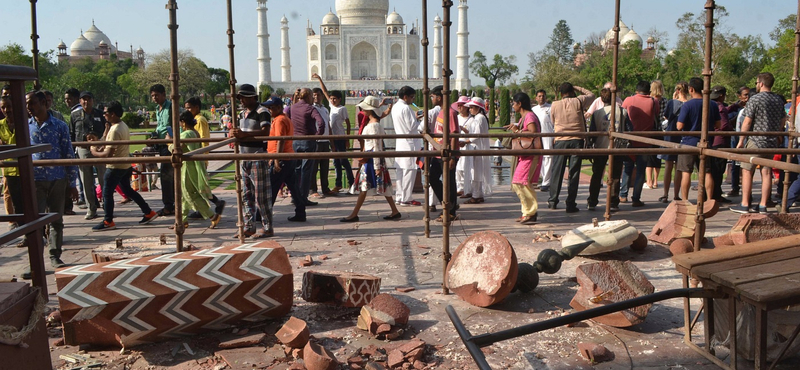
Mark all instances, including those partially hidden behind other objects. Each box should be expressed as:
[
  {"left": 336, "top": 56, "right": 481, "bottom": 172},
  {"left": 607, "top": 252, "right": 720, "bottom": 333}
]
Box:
[
  {"left": 304, "top": 341, "right": 339, "bottom": 370},
  {"left": 577, "top": 342, "right": 614, "bottom": 363},
  {"left": 569, "top": 261, "right": 654, "bottom": 327},
  {"left": 446, "top": 231, "right": 518, "bottom": 307},
  {"left": 387, "top": 349, "right": 405, "bottom": 368},
  {"left": 363, "top": 294, "right": 410, "bottom": 327},
  {"left": 56, "top": 241, "right": 293, "bottom": 347},
  {"left": 302, "top": 271, "right": 381, "bottom": 307},
  {"left": 276, "top": 316, "right": 310, "bottom": 348}
]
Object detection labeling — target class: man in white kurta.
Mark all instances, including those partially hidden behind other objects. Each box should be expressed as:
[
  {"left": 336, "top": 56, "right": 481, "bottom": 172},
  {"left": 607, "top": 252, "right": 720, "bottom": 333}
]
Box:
[
  {"left": 455, "top": 99, "right": 474, "bottom": 196},
  {"left": 533, "top": 90, "right": 554, "bottom": 191},
  {"left": 391, "top": 86, "right": 422, "bottom": 206}
]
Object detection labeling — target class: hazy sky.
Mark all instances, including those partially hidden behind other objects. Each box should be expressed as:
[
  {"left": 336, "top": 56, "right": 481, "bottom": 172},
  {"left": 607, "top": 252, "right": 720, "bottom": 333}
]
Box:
[{"left": 2, "top": 0, "right": 795, "bottom": 88}]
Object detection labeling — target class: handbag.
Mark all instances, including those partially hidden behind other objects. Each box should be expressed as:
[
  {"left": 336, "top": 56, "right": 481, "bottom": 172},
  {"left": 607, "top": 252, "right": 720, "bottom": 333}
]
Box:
[
  {"left": 511, "top": 114, "right": 542, "bottom": 151},
  {"left": 501, "top": 127, "right": 514, "bottom": 149}
]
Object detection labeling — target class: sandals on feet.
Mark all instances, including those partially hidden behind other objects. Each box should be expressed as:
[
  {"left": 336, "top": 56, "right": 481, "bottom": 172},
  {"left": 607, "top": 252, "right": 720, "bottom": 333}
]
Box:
[
  {"left": 383, "top": 213, "right": 402, "bottom": 220},
  {"left": 658, "top": 196, "right": 669, "bottom": 204},
  {"left": 233, "top": 229, "right": 256, "bottom": 239},
  {"left": 210, "top": 214, "right": 222, "bottom": 229},
  {"left": 465, "top": 198, "right": 481, "bottom": 204},
  {"left": 251, "top": 230, "right": 274, "bottom": 239}
]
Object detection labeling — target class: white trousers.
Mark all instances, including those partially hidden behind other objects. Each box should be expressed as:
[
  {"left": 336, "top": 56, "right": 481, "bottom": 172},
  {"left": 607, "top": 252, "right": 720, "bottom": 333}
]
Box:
[
  {"left": 540, "top": 155, "right": 553, "bottom": 187},
  {"left": 395, "top": 168, "right": 416, "bottom": 203}
]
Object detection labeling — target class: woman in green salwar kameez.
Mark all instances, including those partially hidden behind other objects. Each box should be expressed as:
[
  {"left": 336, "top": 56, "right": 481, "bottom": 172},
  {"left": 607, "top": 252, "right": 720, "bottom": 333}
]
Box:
[{"left": 171, "top": 111, "right": 220, "bottom": 229}]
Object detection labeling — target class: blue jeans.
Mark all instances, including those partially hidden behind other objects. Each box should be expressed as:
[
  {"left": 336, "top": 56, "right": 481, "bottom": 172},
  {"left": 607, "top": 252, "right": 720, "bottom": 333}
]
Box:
[
  {"left": 103, "top": 167, "right": 152, "bottom": 222},
  {"left": 620, "top": 157, "right": 634, "bottom": 199},
  {"left": 292, "top": 140, "right": 317, "bottom": 201},
  {"left": 332, "top": 139, "right": 354, "bottom": 188}
]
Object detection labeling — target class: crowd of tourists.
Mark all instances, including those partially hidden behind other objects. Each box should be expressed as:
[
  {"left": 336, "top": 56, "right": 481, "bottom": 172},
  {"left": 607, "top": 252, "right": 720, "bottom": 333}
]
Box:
[{"left": 0, "top": 70, "right": 795, "bottom": 279}]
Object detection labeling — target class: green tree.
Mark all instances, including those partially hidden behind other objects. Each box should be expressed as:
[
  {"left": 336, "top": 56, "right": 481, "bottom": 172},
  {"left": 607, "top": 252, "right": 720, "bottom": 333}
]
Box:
[
  {"left": 469, "top": 51, "right": 518, "bottom": 129},
  {"left": 131, "top": 49, "right": 210, "bottom": 100},
  {"left": 259, "top": 84, "right": 273, "bottom": 102},
  {"left": 544, "top": 20, "right": 575, "bottom": 65},
  {"left": 529, "top": 52, "right": 578, "bottom": 97},
  {"left": 206, "top": 67, "right": 230, "bottom": 105},
  {"left": 498, "top": 88, "right": 510, "bottom": 127}
]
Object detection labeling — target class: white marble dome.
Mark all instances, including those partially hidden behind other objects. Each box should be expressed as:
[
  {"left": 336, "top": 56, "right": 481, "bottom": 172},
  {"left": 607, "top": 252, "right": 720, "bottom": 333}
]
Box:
[
  {"left": 335, "top": 0, "right": 389, "bottom": 25},
  {"left": 322, "top": 11, "right": 340, "bottom": 25},
  {"left": 57, "top": 40, "right": 67, "bottom": 49},
  {"left": 604, "top": 19, "right": 631, "bottom": 44},
  {"left": 386, "top": 10, "right": 403, "bottom": 25},
  {"left": 83, "top": 23, "right": 116, "bottom": 52},
  {"left": 621, "top": 28, "right": 642, "bottom": 48},
  {"left": 70, "top": 34, "right": 96, "bottom": 56}
]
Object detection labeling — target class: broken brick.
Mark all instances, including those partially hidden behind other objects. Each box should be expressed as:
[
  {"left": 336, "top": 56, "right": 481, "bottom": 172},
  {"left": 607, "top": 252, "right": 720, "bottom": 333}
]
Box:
[
  {"left": 569, "top": 261, "right": 654, "bottom": 327},
  {"left": 276, "top": 316, "right": 310, "bottom": 348},
  {"left": 304, "top": 341, "right": 339, "bottom": 370},
  {"left": 577, "top": 342, "right": 614, "bottom": 363},
  {"left": 376, "top": 324, "right": 392, "bottom": 334},
  {"left": 394, "top": 287, "right": 415, "bottom": 293},
  {"left": 446, "top": 231, "right": 518, "bottom": 307},
  {"left": 218, "top": 333, "right": 266, "bottom": 349},
  {"left": 300, "top": 255, "right": 314, "bottom": 267},
  {"left": 365, "top": 362, "right": 387, "bottom": 370},
  {"left": 302, "top": 271, "right": 381, "bottom": 307},
  {"left": 669, "top": 238, "right": 694, "bottom": 256},
  {"left": 387, "top": 349, "right": 405, "bottom": 368}
]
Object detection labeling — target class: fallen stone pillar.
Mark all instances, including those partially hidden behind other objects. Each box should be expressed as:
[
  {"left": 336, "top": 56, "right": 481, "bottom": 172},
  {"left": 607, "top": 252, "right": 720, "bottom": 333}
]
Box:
[
  {"left": 714, "top": 214, "right": 800, "bottom": 246},
  {"left": 569, "top": 260, "right": 655, "bottom": 327},
  {"left": 649, "top": 200, "right": 718, "bottom": 246},
  {"left": 562, "top": 219, "right": 640, "bottom": 256},
  {"left": 301, "top": 271, "right": 381, "bottom": 307},
  {"left": 446, "top": 231, "right": 518, "bottom": 307},
  {"left": 56, "top": 241, "right": 293, "bottom": 347}
]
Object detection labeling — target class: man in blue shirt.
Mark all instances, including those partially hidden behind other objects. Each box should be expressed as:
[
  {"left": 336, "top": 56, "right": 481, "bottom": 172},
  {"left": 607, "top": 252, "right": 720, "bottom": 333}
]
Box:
[
  {"left": 24, "top": 90, "right": 79, "bottom": 279},
  {"left": 676, "top": 77, "right": 721, "bottom": 202}
]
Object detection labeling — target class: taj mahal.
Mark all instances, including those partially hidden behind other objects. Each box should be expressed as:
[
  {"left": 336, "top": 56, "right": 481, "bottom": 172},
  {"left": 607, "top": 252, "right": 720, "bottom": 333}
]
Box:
[{"left": 257, "top": 0, "right": 471, "bottom": 92}]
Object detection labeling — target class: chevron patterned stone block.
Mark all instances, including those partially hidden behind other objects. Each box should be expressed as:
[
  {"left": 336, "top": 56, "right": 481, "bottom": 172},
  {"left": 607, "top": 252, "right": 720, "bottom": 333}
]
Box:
[{"left": 55, "top": 241, "right": 293, "bottom": 347}]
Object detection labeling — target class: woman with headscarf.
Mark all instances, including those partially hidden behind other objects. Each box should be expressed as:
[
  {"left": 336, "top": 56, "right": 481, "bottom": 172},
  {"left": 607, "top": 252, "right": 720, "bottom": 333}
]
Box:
[{"left": 463, "top": 97, "right": 492, "bottom": 203}]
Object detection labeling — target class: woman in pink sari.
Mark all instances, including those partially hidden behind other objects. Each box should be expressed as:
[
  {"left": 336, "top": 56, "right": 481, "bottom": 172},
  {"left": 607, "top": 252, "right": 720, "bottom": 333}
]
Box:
[{"left": 508, "top": 92, "right": 541, "bottom": 225}]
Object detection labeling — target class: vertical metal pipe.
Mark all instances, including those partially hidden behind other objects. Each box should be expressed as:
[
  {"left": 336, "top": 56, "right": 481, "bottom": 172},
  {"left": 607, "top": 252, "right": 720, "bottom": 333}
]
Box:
[
  {"left": 782, "top": 0, "right": 800, "bottom": 214},
  {"left": 441, "top": 0, "right": 454, "bottom": 295},
  {"left": 166, "top": 0, "right": 184, "bottom": 251},
  {"left": 694, "top": 0, "right": 715, "bottom": 251},
  {"left": 29, "top": 0, "right": 41, "bottom": 90},
  {"left": 226, "top": 0, "right": 246, "bottom": 243},
  {"left": 604, "top": 0, "right": 621, "bottom": 222},
  {"left": 421, "top": 0, "right": 431, "bottom": 238}
]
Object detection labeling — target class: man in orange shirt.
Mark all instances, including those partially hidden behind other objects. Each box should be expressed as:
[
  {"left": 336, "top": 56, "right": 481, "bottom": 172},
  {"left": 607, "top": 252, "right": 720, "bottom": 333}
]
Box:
[{"left": 263, "top": 97, "right": 305, "bottom": 221}]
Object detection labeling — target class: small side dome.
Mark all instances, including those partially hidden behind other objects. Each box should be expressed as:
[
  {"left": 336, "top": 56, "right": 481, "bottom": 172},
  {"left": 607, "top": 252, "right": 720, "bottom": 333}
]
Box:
[
  {"left": 386, "top": 11, "right": 403, "bottom": 25},
  {"left": 98, "top": 40, "right": 107, "bottom": 46},
  {"left": 70, "top": 34, "right": 96, "bottom": 53},
  {"left": 646, "top": 36, "right": 656, "bottom": 43},
  {"left": 621, "top": 28, "right": 643, "bottom": 48},
  {"left": 136, "top": 46, "right": 144, "bottom": 53},
  {"left": 58, "top": 40, "right": 67, "bottom": 48},
  {"left": 321, "top": 11, "right": 339, "bottom": 25}
]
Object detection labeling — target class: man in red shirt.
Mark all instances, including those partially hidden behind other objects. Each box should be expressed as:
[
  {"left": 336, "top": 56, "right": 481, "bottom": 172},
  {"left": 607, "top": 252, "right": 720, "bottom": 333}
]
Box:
[
  {"left": 621, "top": 81, "right": 660, "bottom": 207},
  {"left": 263, "top": 96, "right": 305, "bottom": 223},
  {"left": 430, "top": 99, "right": 460, "bottom": 221}
]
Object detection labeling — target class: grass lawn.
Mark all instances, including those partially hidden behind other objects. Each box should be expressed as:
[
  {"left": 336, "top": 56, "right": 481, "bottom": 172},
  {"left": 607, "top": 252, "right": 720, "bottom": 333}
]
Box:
[{"left": 208, "top": 162, "right": 237, "bottom": 190}]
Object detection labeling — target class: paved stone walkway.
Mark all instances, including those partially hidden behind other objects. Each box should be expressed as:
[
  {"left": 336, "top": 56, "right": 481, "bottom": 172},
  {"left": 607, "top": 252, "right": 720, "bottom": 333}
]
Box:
[{"left": 3, "top": 164, "right": 799, "bottom": 369}]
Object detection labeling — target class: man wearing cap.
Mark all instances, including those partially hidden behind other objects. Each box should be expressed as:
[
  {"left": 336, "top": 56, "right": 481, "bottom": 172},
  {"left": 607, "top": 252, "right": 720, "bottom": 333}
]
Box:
[
  {"left": 391, "top": 86, "right": 422, "bottom": 206},
  {"left": 150, "top": 84, "right": 175, "bottom": 216},
  {"left": 231, "top": 84, "right": 272, "bottom": 237},
  {"left": 70, "top": 90, "right": 106, "bottom": 220},
  {"left": 710, "top": 85, "right": 732, "bottom": 203},
  {"left": 286, "top": 88, "right": 325, "bottom": 220}
]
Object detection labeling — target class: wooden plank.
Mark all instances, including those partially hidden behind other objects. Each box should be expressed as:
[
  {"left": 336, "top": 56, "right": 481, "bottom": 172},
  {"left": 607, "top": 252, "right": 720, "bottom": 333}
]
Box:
[
  {"left": 672, "top": 234, "right": 800, "bottom": 273},
  {"left": 733, "top": 272, "right": 800, "bottom": 304},
  {"left": 691, "top": 247, "right": 800, "bottom": 280},
  {"left": 707, "top": 256, "right": 800, "bottom": 289}
]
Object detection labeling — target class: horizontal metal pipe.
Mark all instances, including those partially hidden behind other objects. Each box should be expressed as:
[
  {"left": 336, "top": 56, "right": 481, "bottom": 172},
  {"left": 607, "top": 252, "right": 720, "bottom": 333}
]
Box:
[{"left": 182, "top": 137, "right": 238, "bottom": 157}]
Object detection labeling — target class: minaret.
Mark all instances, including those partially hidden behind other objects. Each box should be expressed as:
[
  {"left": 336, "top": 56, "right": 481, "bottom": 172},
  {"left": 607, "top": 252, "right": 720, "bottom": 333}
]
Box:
[
  {"left": 280, "top": 15, "right": 291, "bottom": 82},
  {"left": 455, "top": 0, "right": 471, "bottom": 90},
  {"left": 433, "top": 15, "right": 442, "bottom": 79},
  {"left": 257, "top": 0, "right": 272, "bottom": 86}
]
